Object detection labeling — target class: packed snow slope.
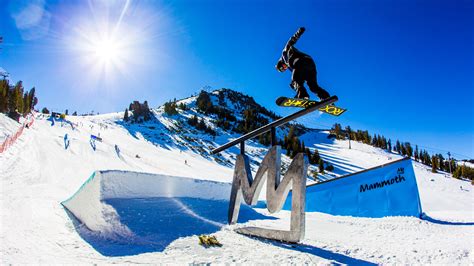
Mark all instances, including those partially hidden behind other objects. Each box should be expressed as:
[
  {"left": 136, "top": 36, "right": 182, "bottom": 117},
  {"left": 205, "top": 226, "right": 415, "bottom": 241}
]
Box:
[{"left": 0, "top": 89, "right": 472, "bottom": 264}]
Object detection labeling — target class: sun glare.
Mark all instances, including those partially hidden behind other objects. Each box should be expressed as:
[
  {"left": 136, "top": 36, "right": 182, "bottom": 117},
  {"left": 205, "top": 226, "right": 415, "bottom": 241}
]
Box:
[
  {"left": 93, "top": 38, "right": 120, "bottom": 64},
  {"left": 67, "top": 0, "right": 153, "bottom": 84},
  {"left": 65, "top": 0, "right": 169, "bottom": 91}
]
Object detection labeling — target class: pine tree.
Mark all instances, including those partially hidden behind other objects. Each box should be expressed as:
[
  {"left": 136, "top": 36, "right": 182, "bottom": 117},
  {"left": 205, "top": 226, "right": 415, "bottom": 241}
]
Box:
[
  {"left": 197, "top": 119, "right": 206, "bottom": 131},
  {"left": 453, "top": 165, "right": 461, "bottom": 179},
  {"left": 377, "top": 135, "right": 382, "bottom": 148},
  {"left": 178, "top": 102, "right": 187, "bottom": 110},
  {"left": 427, "top": 152, "right": 432, "bottom": 166},
  {"left": 7, "top": 83, "right": 17, "bottom": 113},
  {"left": 188, "top": 115, "right": 198, "bottom": 126},
  {"left": 367, "top": 131, "right": 372, "bottom": 144},
  {"left": 124, "top": 108, "right": 129, "bottom": 121},
  {"left": 395, "top": 140, "right": 401, "bottom": 154},
  {"left": 305, "top": 148, "right": 312, "bottom": 163},
  {"left": 431, "top": 155, "right": 438, "bottom": 173},
  {"left": 290, "top": 138, "right": 300, "bottom": 158},
  {"left": 425, "top": 151, "right": 432, "bottom": 166},
  {"left": 449, "top": 159, "right": 456, "bottom": 174},
  {"left": 7, "top": 81, "right": 23, "bottom": 115},
  {"left": 332, "top": 123, "right": 343, "bottom": 139},
  {"left": 22, "top": 92, "right": 29, "bottom": 115},
  {"left": 197, "top": 90, "right": 213, "bottom": 113},
  {"left": 437, "top": 154, "right": 445, "bottom": 171},
  {"left": 401, "top": 144, "right": 406, "bottom": 156},
  {"left": 318, "top": 159, "right": 325, "bottom": 173},
  {"left": 0, "top": 79, "right": 8, "bottom": 113},
  {"left": 288, "top": 126, "right": 295, "bottom": 141},
  {"left": 405, "top": 142, "right": 413, "bottom": 157},
  {"left": 414, "top": 145, "right": 419, "bottom": 161},
  {"left": 325, "top": 164, "right": 334, "bottom": 171},
  {"left": 372, "top": 134, "right": 377, "bottom": 146},
  {"left": 164, "top": 101, "right": 178, "bottom": 115},
  {"left": 15, "top": 81, "right": 24, "bottom": 114},
  {"left": 128, "top": 100, "right": 152, "bottom": 122},
  {"left": 312, "top": 149, "right": 320, "bottom": 165},
  {"left": 28, "top": 87, "right": 37, "bottom": 111}
]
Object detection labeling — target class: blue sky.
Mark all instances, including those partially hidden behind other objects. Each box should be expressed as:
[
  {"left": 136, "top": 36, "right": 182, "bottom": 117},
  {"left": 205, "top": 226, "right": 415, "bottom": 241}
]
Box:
[{"left": 0, "top": 0, "right": 473, "bottom": 159}]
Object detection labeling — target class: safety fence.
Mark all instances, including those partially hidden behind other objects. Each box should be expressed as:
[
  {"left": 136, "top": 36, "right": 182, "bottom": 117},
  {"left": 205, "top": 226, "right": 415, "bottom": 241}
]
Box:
[{"left": 0, "top": 112, "right": 36, "bottom": 153}]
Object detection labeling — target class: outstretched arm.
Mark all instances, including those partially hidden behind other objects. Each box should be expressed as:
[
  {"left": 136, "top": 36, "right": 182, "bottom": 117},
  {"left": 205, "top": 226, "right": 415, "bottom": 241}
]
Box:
[{"left": 284, "top": 27, "right": 305, "bottom": 50}]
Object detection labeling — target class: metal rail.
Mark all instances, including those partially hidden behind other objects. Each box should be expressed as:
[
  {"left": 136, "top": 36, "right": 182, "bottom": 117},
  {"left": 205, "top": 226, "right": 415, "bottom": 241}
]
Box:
[{"left": 211, "top": 95, "right": 338, "bottom": 154}]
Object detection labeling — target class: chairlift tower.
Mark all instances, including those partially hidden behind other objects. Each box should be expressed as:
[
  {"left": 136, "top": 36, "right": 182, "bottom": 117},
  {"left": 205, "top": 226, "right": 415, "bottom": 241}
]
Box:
[{"left": 447, "top": 152, "right": 452, "bottom": 173}]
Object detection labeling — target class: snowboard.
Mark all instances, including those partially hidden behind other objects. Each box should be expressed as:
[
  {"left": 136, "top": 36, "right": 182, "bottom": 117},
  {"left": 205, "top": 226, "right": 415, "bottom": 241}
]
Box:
[{"left": 276, "top": 97, "right": 347, "bottom": 116}]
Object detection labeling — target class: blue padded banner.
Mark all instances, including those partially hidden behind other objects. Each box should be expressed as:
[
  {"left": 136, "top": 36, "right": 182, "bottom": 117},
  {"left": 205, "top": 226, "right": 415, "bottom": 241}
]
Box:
[{"left": 283, "top": 158, "right": 422, "bottom": 218}]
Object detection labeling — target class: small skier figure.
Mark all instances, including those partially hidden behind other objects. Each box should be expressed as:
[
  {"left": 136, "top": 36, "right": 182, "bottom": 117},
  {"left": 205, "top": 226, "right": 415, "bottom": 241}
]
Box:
[
  {"left": 64, "top": 133, "right": 69, "bottom": 150},
  {"left": 114, "top": 144, "right": 120, "bottom": 157},
  {"left": 276, "top": 27, "right": 331, "bottom": 100},
  {"left": 89, "top": 135, "right": 96, "bottom": 151}
]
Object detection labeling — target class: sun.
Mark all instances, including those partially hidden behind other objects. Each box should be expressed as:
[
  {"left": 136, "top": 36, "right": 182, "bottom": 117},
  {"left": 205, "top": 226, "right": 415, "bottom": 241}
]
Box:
[
  {"left": 71, "top": 25, "right": 130, "bottom": 80},
  {"left": 66, "top": 0, "right": 165, "bottom": 88},
  {"left": 68, "top": 0, "right": 139, "bottom": 80},
  {"left": 93, "top": 38, "right": 120, "bottom": 64}
]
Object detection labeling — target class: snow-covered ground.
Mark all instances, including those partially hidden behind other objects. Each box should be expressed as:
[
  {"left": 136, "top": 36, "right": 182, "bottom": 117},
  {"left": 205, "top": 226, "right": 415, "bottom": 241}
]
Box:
[
  {"left": 0, "top": 113, "right": 21, "bottom": 142},
  {"left": 0, "top": 102, "right": 472, "bottom": 264}
]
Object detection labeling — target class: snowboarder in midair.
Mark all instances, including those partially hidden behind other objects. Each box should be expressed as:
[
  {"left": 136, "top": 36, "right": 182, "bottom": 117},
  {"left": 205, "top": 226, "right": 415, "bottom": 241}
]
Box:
[{"left": 276, "top": 27, "right": 330, "bottom": 100}]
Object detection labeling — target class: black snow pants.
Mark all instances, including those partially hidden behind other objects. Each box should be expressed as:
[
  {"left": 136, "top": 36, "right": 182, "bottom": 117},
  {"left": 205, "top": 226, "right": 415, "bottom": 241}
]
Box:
[{"left": 291, "top": 57, "right": 330, "bottom": 100}]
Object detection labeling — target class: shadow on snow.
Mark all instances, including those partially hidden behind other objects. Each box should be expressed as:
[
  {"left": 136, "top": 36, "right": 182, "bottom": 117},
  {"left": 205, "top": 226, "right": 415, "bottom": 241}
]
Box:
[
  {"left": 243, "top": 236, "right": 377, "bottom": 265},
  {"left": 422, "top": 214, "right": 474, "bottom": 226},
  {"left": 115, "top": 114, "right": 235, "bottom": 168},
  {"left": 115, "top": 116, "right": 175, "bottom": 151},
  {"left": 67, "top": 197, "right": 277, "bottom": 257}
]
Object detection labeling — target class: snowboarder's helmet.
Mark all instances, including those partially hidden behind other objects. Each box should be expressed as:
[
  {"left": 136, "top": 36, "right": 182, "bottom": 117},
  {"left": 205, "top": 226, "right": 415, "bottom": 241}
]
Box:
[{"left": 276, "top": 60, "right": 288, "bottom": 72}]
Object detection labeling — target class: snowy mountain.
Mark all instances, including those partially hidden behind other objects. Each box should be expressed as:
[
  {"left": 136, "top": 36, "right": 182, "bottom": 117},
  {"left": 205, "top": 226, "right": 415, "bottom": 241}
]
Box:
[{"left": 0, "top": 89, "right": 472, "bottom": 264}]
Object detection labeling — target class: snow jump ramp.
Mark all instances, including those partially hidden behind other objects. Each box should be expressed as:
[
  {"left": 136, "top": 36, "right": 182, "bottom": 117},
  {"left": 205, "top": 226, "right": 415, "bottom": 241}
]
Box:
[
  {"left": 61, "top": 170, "right": 275, "bottom": 256},
  {"left": 62, "top": 170, "right": 230, "bottom": 233}
]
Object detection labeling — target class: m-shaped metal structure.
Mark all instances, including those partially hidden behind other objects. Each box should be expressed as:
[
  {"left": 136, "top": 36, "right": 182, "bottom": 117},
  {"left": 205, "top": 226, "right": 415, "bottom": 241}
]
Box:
[{"left": 211, "top": 96, "right": 338, "bottom": 243}]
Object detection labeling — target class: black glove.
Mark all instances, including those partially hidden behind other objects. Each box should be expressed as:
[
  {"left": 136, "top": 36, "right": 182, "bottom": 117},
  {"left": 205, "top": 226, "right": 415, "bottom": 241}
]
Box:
[
  {"left": 290, "top": 81, "right": 297, "bottom": 90},
  {"left": 296, "top": 27, "right": 306, "bottom": 37},
  {"left": 293, "top": 27, "right": 306, "bottom": 41},
  {"left": 287, "top": 27, "right": 306, "bottom": 48}
]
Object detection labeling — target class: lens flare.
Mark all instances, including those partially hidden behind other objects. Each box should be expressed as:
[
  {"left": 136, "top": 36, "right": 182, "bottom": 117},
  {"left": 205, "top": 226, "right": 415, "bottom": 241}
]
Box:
[
  {"left": 65, "top": 1, "right": 131, "bottom": 81},
  {"left": 93, "top": 38, "right": 119, "bottom": 64},
  {"left": 60, "top": 0, "right": 174, "bottom": 96}
]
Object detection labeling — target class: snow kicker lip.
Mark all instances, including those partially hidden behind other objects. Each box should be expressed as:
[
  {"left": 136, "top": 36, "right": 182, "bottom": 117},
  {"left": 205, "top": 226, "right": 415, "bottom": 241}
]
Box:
[{"left": 61, "top": 170, "right": 231, "bottom": 234}]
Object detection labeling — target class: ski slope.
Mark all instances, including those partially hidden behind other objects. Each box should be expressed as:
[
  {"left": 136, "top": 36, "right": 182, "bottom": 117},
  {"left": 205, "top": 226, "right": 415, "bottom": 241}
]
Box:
[{"left": 0, "top": 106, "right": 472, "bottom": 264}]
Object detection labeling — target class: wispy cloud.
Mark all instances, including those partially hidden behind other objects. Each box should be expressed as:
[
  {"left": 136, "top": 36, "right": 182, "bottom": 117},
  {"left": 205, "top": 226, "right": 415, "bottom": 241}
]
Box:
[{"left": 10, "top": 0, "right": 51, "bottom": 40}]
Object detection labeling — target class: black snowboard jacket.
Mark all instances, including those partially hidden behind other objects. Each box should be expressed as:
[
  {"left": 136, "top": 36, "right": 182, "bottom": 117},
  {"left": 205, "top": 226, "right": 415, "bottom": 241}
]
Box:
[{"left": 279, "top": 28, "right": 313, "bottom": 71}]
